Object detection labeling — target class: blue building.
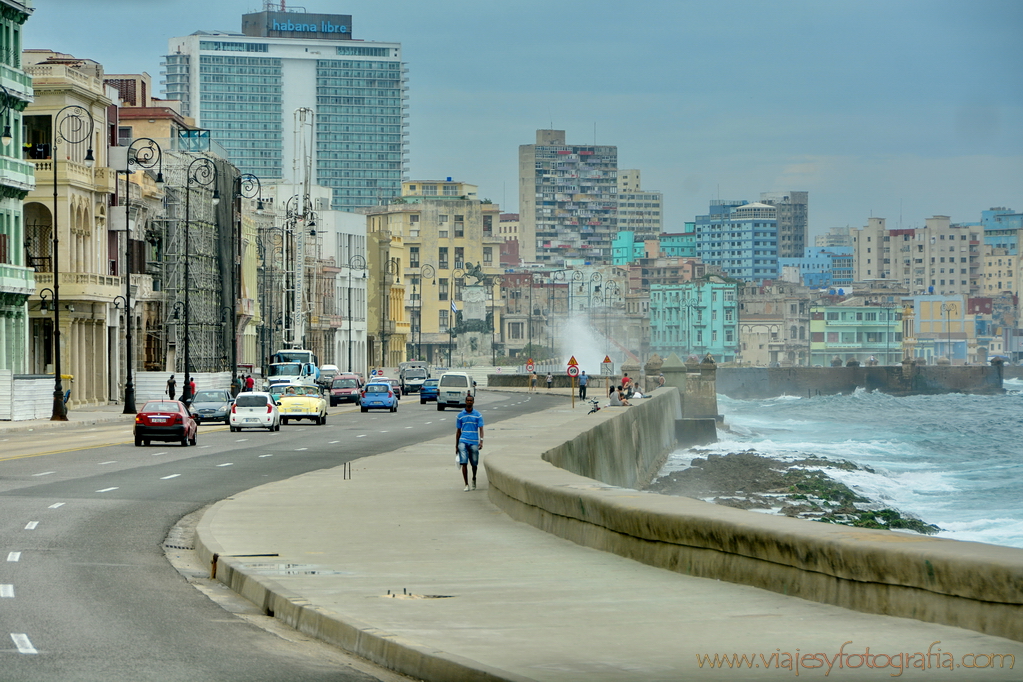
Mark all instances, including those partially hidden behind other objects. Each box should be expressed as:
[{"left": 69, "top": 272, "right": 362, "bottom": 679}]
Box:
[
  {"left": 611, "top": 230, "right": 645, "bottom": 265},
  {"left": 660, "top": 224, "right": 696, "bottom": 259},
  {"left": 649, "top": 276, "right": 740, "bottom": 362},
  {"left": 695, "top": 201, "right": 778, "bottom": 283},
  {"left": 981, "top": 207, "right": 1021, "bottom": 255},
  {"left": 778, "top": 247, "right": 854, "bottom": 289}
]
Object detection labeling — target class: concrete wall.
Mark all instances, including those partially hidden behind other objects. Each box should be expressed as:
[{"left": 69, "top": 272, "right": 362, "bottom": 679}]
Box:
[
  {"left": 484, "top": 388, "right": 1023, "bottom": 642},
  {"left": 717, "top": 365, "right": 1002, "bottom": 399}
]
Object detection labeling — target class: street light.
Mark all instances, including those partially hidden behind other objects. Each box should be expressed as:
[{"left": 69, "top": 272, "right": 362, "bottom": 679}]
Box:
[
  {"left": 117, "top": 138, "right": 164, "bottom": 414},
  {"left": 451, "top": 267, "right": 465, "bottom": 368},
  {"left": 227, "top": 173, "right": 263, "bottom": 390},
  {"left": 181, "top": 156, "right": 220, "bottom": 403},
  {"left": 381, "top": 258, "right": 400, "bottom": 369},
  {"left": 416, "top": 263, "right": 436, "bottom": 361},
  {"left": 0, "top": 83, "right": 15, "bottom": 146},
  {"left": 941, "top": 301, "right": 958, "bottom": 364},
  {"left": 49, "top": 105, "right": 94, "bottom": 420},
  {"left": 346, "top": 254, "right": 367, "bottom": 373}
]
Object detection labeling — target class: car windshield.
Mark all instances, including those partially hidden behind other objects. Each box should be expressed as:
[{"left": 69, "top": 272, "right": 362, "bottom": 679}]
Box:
[
  {"left": 365, "top": 385, "right": 389, "bottom": 393},
  {"left": 268, "top": 364, "right": 302, "bottom": 376},
  {"left": 333, "top": 379, "right": 358, "bottom": 388},
  {"left": 236, "top": 395, "right": 268, "bottom": 407},
  {"left": 193, "top": 391, "right": 229, "bottom": 402},
  {"left": 424, "top": 379, "right": 438, "bottom": 386},
  {"left": 405, "top": 370, "right": 427, "bottom": 379},
  {"left": 143, "top": 401, "right": 180, "bottom": 412},
  {"left": 301, "top": 387, "right": 320, "bottom": 396},
  {"left": 442, "top": 375, "right": 468, "bottom": 387}
]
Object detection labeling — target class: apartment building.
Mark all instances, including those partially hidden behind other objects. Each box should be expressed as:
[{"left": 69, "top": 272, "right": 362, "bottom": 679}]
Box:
[
  {"left": 760, "top": 191, "right": 808, "bottom": 258},
  {"left": 738, "top": 283, "right": 815, "bottom": 366},
  {"left": 809, "top": 298, "right": 903, "bottom": 366},
  {"left": 616, "top": 169, "right": 662, "bottom": 241},
  {"left": 694, "top": 200, "right": 779, "bottom": 283},
  {"left": 518, "top": 129, "right": 617, "bottom": 264},
  {"left": 0, "top": 0, "right": 34, "bottom": 376},
  {"left": 165, "top": 9, "right": 407, "bottom": 211},
  {"left": 649, "top": 275, "right": 739, "bottom": 363}
]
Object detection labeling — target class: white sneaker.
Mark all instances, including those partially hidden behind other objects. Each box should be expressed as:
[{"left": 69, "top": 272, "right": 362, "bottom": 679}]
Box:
[
  {"left": 471, "top": 480, "right": 477, "bottom": 490},
  {"left": 464, "top": 485, "right": 470, "bottom": 492}
]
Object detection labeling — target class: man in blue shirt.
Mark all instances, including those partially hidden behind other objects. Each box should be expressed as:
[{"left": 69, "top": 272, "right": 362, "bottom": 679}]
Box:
[
  {"left": 455, "top": 394, "right": 484, "bottom": 491},
  {"left": 578, "top": 371, "right": 588, "bottom": 399}
]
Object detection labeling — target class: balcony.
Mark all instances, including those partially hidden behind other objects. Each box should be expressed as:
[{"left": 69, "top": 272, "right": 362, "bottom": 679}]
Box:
[
  {"left": 0, "top": 262, "right": 35, "bottom": 295},
  {"left": 34, "top": 272, "right": 121, "bottom": 301}
]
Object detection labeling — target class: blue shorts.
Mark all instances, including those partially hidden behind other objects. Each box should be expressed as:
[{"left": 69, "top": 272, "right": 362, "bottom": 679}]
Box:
[{"left": 457, "top": 441, "right": 479, "bottom": 466}]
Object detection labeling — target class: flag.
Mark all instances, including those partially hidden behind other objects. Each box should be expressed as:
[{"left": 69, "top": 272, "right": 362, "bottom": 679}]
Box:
[{"left": 451, "top": 301, "right": 457, "bottom": 313}]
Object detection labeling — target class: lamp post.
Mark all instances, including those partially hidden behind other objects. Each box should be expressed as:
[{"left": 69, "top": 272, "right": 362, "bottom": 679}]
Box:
[
  {"left": 877, "top": 299, "right": 899, "bottom": 365},
  {"left": 416, "top": 263, "right": 436, "bottom": 361},
  {"left": 49, "top": 105, "right": 94, "bottom": 420},
  {"left": 941, "top": 301, "right": 958, "bottom": 364},
  {"left": 600, "top": 280, "right": 620, "bottom": 356},
  {"left": 117, "top": 138, "right": 164, "bottom": 414},
  {"left": 258, "top": 224, "right": 288, "bottom": 374},
  {"left": 679, "top": 293, "right": 697, "bottom": 358},
  {"left": 451, "top": 267, "right": 465, "bottom": 368},
  {"left": 381, "top": 258, "right": 400, "bottom": 370},
  {"left": 228, "top": 173, "right": 263, "bottom": 390},
  {"left": 181, "top": 156, "right": 220, "bottom": 404}
]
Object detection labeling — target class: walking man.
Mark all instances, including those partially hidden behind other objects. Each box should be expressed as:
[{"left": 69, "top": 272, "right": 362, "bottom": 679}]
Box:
[
  {"left": 244, "top": 375, "right": 255, "bottom": 392},
  {"left": 529, "top": 371, "right": 537, "bottom": 391},
  {"left": 546, "top": 373, "right": 553, "bottom": 390},
  {"left": 578, "top": 371, "right": 588, "bottom": 399},
  {"left": 455, "top": 394, "right": 484, "bottom": 491},
  {"left": 166, "top": 374, "right": 176, "bottom": 401}
]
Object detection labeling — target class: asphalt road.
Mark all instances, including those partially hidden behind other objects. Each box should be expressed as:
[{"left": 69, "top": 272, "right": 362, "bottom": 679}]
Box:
[{"left": 0, "top": 390, "right": 560, "bottom": 682}]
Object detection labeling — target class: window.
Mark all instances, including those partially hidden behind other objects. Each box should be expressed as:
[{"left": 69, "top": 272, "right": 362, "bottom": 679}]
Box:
[
  {"left": 438, "top": 247, "right": 448, "bottom": 269},
  {"left": 483, "top": 214, "right": 493, "bottom": 234},
  {"left": 438, "top": 278, "right": 449, "bottom": 300},
  {"left": 827, "top": 332, "right": 839, "bottom": 342},
  {"left": 826, "top": 312, "right": 839, "bottom": 320},
  {"left": 439, "top": 309, "right": 449, "bottom": 331},
  {"left": 454, "top": 215, "right": 464, "bottom": 238},
  {"left": 454, "top": 247, "right": 464, "bottom": 268},
  {"left": 409, "top": 246, "right": 419, "bottom": 268},
  {"left": 483, "top": 247, "right": 492, "bottom": 264}
]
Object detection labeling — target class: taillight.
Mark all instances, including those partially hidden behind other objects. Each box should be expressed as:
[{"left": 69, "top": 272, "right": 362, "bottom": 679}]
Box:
[
  {"left": 266, "top": 404, "right": 273, "bottom": 414},
  {"left": 231, "top": 404, "right": 237, "bottom": 414},
  {"left": 173, "top": 414, "right": 183, "bottom": 424},
  {"left": 388, "top": 391, "right": 393, "bottom": 398},
  {"left": 135, "top": 415, "right": 142, "bottom": 424}
]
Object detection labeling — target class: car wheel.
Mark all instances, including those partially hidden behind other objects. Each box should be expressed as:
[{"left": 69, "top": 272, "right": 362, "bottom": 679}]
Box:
[
  {"left": 144, "top": 440, "right": 151, "bottom": 446},
  {"left": 134, "top": 437, "right": 142, "bottom": 447},
  {"left": 360, "top": 406, "right": 367, "bottom": 413},
  {"left": 282, "top": 418, "right": 289, "bottom": 426},
  {"left": 190, "top": 433, "right": 197, "bottom": 446},
  {"left": 274, "top": 419, "right": 281, "bottom": 432},
  {"left": 437, "top": 404, "right": 444, "bottom": 411},
  {"left": 180, "top": 436, "right": 188, "bottom": 447},
  {"left": 320, "top": 414, "right": 327, "bottom": 425},
  {"left": 420, "top": 399, "right": 426, "bottom": 405}
]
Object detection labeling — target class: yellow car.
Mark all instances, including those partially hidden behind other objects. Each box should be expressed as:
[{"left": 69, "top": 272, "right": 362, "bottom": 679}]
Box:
[{"left": 277, "top": 385, "right": 328, "bottom": 425}]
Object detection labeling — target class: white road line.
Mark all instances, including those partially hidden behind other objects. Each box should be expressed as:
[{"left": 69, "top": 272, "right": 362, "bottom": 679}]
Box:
[
  {"left": 160, "top": 474, "right": 181, "bottom": 480},
  {"left": 1, "top": 584, "right": 14, "bottom": 597},
  {"left": 328, "top": 440, "right": 340, "bottom": 444},
  {"left": 198, "top": 445, "right": 211, "bottom": 449},
  {"left": 379, "top": 431, "right": 389, "bottom": 433},
  {"left": 151, "top": 452, "right": 167, "bottom": 456},
  {"left": 405, "top": 426, "right": 413, "bottom": 429},
  {"left": 356, "top": 434, "right": 366, "bottom": 438},
  {"left": 98, "top": 461, "right": 116, "bottom": 465},
  {"left": 258, "top": 454, "right": 273, "bottom": 458},
  {"left": 24, "top": 522, "right": 38, "bottom": 530},
  {"left": 11, "top": 633, "right": 37, "bottom": 654},
  {"left": 48, "top": 503, "right": 64, "bottom": 509},
  {"left": 235, "top": 439, "right": 248, "bottom": 442},
  {"left": 32, "top": 471, "right": 55, "bottom": 477},
  {"left": 95, "top": 487, "right": 119, "bottom": 493},
  {"left": 294, "top": 448, "right": 307, "bottom": 451},
  {"left": 425, "top": 421, "right": 432, "bottom": 424},
  {"left": 6, "top": 552, "right": 20, "bottom": 562},
  {"left": 216, "top": 463, "right": 234, "bottom": 467}
]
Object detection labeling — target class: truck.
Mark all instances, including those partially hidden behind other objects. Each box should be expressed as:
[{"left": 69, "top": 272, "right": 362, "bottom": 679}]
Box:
[{"left": 398, "top": 361, "right": 430, "bottom": 394}]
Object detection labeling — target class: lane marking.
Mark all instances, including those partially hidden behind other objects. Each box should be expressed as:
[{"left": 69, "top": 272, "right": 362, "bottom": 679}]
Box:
[
  {"left": 328, "top": 440, "right": 340, "bottom": 444},
  {"left": 405, "top": 426, "right": 413, "bottom": 429},
  {"left": 294, "top": 448, "right": 307, "bottom": 451},
  {"left": 7, "top": 552, "right": 20, "bottom": 562},
  {"left": 258, "top": 454, "right": 273, "bottom": 458},
  {"left": 98, "top": 461, "right": 116, "bottom": 465},
  {"left": 24, "top": 522, "right": 38, "bottom": 530},
  {"left": 198, "top": 445, "right": 211, "bottom": 449},
  {"left": 356, "top": 434, "right": 366, "bottom": 438},
  {"left": 1, "top": 584, "right": 13, "bottom": 597},
  {"left": 235, "top": 439, "right": 248, "bottom": 442},
  {"left": 160, "top": 474, "right": 181, "bottom": 480},
  {"left": 151, "top": 452, "right": 167, "bottom": 456},
  {"left": 48, "top": 503, "right": 64, "bottom": 509},
  {"left": 32, "top": 471, "right": 55, "bottom": 477},
  {"left": 216, "top": 463, "right": 233, "bottom": 467},
  {"left": 95, "top": 487, "right": 119, "bottom": 493},
  {"left": 11, "top": 633, "right": 37, "bottom": 654}
]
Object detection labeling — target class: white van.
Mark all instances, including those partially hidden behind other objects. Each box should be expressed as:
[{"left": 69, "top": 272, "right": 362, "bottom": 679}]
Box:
[{"left": 436, "top": 372, "right": 476, "bottom": 411}]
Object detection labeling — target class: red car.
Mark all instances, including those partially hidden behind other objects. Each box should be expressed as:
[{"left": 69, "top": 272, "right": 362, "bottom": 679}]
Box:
[
  {"left": 135, "top": 399, "right": 198, "bottom": 447},
  {"left": 328, "top": 374, "right": 363, "bottom": 406}
]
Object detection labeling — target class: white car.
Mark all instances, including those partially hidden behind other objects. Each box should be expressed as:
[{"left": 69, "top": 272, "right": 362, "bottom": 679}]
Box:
[{"left": 229, "top": 392, "right": 281, "bottom": 432}]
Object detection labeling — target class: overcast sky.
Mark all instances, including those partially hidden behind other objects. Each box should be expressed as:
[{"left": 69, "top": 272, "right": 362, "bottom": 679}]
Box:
[{"left": 26, "top": 0, "right": 1023, "bottom": 236}]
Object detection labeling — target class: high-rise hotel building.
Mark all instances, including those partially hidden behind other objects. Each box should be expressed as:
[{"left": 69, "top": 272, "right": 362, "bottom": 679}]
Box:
[{"left": 163, "top": 9, "right": 407, "bottom": 211}]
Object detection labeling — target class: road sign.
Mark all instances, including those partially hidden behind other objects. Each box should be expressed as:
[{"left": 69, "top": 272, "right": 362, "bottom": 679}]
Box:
[
  {"left": 525, "top": 362, "right": 535, "bottom": 372},
  {"left": 567, "top": 356, "right": 578, "bottom": 366},
  {"left": 600, "top": 362, "right": 614, "bottom": 376},
  {"left": 602, "top": 355, "right": 612, "bottom": 364},
  {"left": 567, "top": 365, "right": 580, "bottom": 378}
]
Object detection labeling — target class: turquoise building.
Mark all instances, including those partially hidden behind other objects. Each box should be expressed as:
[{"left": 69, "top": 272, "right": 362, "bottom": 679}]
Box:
[
  {"left": 650, "top": 276, "right": 739, "bottom": 362},
  {"left": 809, "top": 302, "right": 902, "bottom": 366},
  {"left": 0, "top": 0, "right": 35, "bottom": 374},
  {"left": 611, "top": 230, "right": 644, "bottom": 265}
]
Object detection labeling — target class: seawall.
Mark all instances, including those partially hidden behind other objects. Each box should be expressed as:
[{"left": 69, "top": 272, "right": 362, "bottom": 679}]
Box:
[{"left": 485, "top": 388, "right": 1023, "bottom": 642}]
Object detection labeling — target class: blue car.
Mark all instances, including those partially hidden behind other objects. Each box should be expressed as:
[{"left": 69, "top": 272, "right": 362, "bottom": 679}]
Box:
[
  {"left": 419, "top": 378, "right": 439, "bottom": 404},
  {"left": 360, "top": 381, "right": 398, "bottom": 412}
]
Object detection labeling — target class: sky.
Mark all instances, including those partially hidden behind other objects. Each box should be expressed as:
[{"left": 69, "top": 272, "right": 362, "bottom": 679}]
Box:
[{"left": 25, "top": 0, "right": 1023, "bottom": 237}]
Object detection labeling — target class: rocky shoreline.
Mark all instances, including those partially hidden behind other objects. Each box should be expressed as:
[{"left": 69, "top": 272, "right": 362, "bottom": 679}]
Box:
[{"left": 646, "top": 449, "right": 941, "bottom": 535}]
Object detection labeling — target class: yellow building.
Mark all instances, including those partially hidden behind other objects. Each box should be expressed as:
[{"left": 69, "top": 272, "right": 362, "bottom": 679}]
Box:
[
  {"left": 23, "top": 50, "right": 118, "bottom": 407},
  {"left": 363, "top": 181, "right": 504, "bottom": 365},
  {"left": 363, "top": 226, "right": 407, "bottom": 370}
]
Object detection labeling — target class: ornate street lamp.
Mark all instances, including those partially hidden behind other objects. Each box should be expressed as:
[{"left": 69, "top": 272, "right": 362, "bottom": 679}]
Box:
[
  {"left": 941, "top": 301, "right": 958, "bottom": 364},
  {"left": 116, "top": 138, "right": 164, "bottom": 414},
  {"left": 49, "top": 105, "right": 94, "bottom": 420},
  {"left": 181, "top": 156, "right": 220, "bottom": 403},
  {"left": 226, "top": 173, "right": 263, "bottom": 389},
  {"left": 416, "top": 263, "right": 436, "bottom": 361},
  {"left": 380, "top": 258, "right": 400, "bottom": 369}
]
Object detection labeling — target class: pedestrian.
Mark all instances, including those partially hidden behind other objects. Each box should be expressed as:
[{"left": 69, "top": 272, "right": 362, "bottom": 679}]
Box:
[
  {"left": 657, "top": 372, "right": 665, "bottom": 388},
  {"left": 166, "top": 374, "right": 176, "bottom": 400},
  {"left": 621, "top": 372, "right": 630, "bottom": 389},
  {"left": 546, "top": 373, "right": 553, "bottom": 390},
  {"left": 188, "top": 377, "right": 196, "bottom": 397},
  {"left": 529, "top": 371, "right": 537, "bottom": 392},
  {"left": 616, "top": 386, "right": 631, "bottom": 406},
  {"left": 244, "top": 375, "right": 255, "bottom": 392},
  {"left": 578, "top": 370, "right": 588, "bottom": 399},
  {"left": 455, "top": 394, "right": 484, "bottom": 491}
]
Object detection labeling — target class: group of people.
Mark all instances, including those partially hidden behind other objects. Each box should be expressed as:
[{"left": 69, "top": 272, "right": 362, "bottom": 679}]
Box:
[{"left": 165, "top": 374, "right": 195, "bottom": 401}]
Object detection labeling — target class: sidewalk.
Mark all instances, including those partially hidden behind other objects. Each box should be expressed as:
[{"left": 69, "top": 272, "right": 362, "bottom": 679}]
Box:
[
  {"left": 196, "top": 398, "right": 1023, "bottom": 682},
  {"left": 0, "top": 403, "right": 135, "bottom": 435}
]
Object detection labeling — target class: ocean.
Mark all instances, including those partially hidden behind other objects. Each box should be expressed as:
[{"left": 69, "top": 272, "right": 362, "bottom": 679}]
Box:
[{"left": 658, "top": 378, "right": 1023, "bottom": 549}]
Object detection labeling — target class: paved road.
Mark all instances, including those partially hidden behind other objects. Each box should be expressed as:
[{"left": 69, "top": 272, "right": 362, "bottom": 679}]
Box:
[{"left": 0, "top": 391, "right": 560, "bottom": 681}]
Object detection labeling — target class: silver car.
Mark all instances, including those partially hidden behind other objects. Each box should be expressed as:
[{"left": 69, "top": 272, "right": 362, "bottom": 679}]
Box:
[{"left": 188, "top": 389, "right": 234, "bottom": 425}]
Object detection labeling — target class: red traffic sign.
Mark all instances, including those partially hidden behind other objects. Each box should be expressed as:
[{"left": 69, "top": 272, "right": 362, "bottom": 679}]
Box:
[
  {"left": 567, "top": 365, "right": 580, "bottom": 378},
  {"left": 567, "top": 355, "right": 579, "bottom": 366},
  {"left": 525, "top": 362, "right": 535, "bottom": 372},
  {"left": 602, "top": 355, "right": 612, "bottom": 364}
]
